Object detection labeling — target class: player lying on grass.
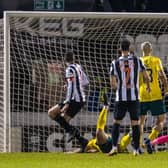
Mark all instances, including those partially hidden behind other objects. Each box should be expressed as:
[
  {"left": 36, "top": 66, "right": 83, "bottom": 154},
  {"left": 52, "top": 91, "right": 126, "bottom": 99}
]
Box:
[{"left": 70, "top": 94, "right": 132, "bottom": 154}]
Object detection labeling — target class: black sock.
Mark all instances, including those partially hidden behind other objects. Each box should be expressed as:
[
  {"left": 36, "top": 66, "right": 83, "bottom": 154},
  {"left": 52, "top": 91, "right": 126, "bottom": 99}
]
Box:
[
  {"left": 69, "top": 127, "right": 88, "bottom": 146},
  {"left": 54, "top": 116, "right": 73, "bottom": 133},
  {"left": 112, "top": 123, "right": 120, "bottom": 146},
  {"left": 54, "top": 116, "right": 87, "bottom": 145},
  {"left": 54, "top": 116, "right": 83, "bottom": 141},
  {"left": 132, "top": 125, "right": 140, "bottom": 150}
]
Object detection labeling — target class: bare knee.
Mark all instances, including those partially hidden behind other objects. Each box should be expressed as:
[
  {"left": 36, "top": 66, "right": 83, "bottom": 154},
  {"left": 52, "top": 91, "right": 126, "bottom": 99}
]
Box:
[
  {"left": 139, "top": 115, "right": 146, "bottom": 125},
  {"left": 48, "top": 104, "right": 61, "bottom": 119},
  {"left": 155, "top": 114, "right": 166, "bottom": 130}
]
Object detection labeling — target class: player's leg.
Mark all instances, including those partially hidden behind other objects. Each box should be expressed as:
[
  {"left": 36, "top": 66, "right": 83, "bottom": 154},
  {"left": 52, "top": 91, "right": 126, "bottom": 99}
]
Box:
[
  {"left": 96, "top": 106, "right": 108, "bottom": 144},
  {"left": 139, "top": 102, "right": 149, "bottom": 148},
  {"left": 48, "top": 103, "right": 76, "bottom": 134},
  {"left": 108, "top": 121, "right": 121, "bottom": 156},
  {"left": 148, "top": 100, "right": 166, "bottom": 141},
  {"left": 139, "top": 115, "right": 146, "bottom": 146},
  {"left": 96, "top": 106, "right": 108, "bottom": 133},
  {"left": 131, "top": 120, "right": 140, "bottom": 156},
  {"left": 48, "top": 103, "right": 62, "bottom": 119},
  {"left": 119, "top": 130, "right": 132, "bottom": 151},
  {"left": 49, "top": 101, "right": 88, "bottom": 151},
  {"left": 63, "top": 102, "right": 88, "bottom": 150},
  {"left": 145, "top": 100, "right": 166, "bottom": 154},
  {"left": 108, "top": 101, "right": 126, "bottom": 156},
  {"left": 148, "top": 114, "right": 165, "bottom": 141},
  {"left": 96, "top": 93, "right": 109, "bottom": 144},
  {"left": 151, "top": 135, "right": 168, "bottom": 145},
  {"left": 48, "top": 103, "right": 74, "bottom": 134},
  {"left": 129, "top": 101, "right": 140, "bottom": 156}
]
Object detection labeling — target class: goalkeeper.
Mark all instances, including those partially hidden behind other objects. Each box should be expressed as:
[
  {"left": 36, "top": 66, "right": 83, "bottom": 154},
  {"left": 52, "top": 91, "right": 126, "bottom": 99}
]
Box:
[{"left": 75, "top": 94, "right": 132, "bottom": 153}]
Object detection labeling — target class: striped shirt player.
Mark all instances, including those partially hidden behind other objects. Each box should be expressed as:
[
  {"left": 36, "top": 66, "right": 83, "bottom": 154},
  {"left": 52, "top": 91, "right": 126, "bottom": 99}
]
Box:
[
  {"left": 110, "top": 55, "right": 146, "bottom": 101},
  {"left": 48, "top": 51, "right": 89, "bottom": 151},
  {"left": 108, "top": 39, "right": 150, "bottom": 156},
  {"left": 65, "top": 63, "right": 89, "bottom": 105}
]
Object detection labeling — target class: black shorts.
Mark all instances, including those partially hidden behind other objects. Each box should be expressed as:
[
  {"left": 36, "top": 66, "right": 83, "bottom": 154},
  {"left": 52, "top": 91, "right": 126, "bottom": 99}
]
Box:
[
  {"left": 114, "top": 101, "right": 139, "bottom": 120},
  {"left": 59, "top": 101, "right": 84, "bottom": 118}
]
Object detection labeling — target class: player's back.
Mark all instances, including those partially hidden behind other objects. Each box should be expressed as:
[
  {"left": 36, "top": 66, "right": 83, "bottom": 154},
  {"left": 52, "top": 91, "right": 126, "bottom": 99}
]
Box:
[{"left": 139, "top": 55, "right": 163, "bottom": 102}]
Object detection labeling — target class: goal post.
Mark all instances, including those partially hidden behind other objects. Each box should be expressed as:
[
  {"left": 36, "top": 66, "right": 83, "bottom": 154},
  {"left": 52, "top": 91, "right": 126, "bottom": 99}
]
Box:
[{"left": 2, "top": 11, "right": 168, "bottom": 152}]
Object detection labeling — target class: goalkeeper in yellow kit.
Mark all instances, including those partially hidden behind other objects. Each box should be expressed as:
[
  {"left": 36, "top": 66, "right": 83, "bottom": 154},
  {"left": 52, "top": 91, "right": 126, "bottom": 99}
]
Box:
[
  {"left": 73, "top": 94, "right": 132, "bottom": 153},
  {"left": 138, "top": 41, "right": 168, "bottom": 154}
]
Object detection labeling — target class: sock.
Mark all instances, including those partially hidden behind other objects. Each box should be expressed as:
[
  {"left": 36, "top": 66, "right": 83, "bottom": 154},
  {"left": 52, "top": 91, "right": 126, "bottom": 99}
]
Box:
[
  {"left": 96, "top": 106, "right": 108, "bottom": 130},
  {"left": 54, "top": 115, "right": 73, "bottom": 133},
  {"left": 120, "top": 133, "right": 131, "bottom": 150},
  {"left": 112, "top": 123, "right": 120, "bottom": 146},
  {"left": 148, "top": 129, "right": 159, "bottom": 141},
  {"left": 55, "top": 116, "right": 87, "bottom": 145},
  {"left": 151, "top": 135, "right": 168, "bottom": 145},
  {"left": 132, "top": 125, "right": 140, "bottom": 150}
]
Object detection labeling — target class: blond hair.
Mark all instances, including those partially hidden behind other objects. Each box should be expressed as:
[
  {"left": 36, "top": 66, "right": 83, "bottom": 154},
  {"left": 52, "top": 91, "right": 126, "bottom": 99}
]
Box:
[{"left": 141, "top": 41, "right": 152, "bottom": 51}]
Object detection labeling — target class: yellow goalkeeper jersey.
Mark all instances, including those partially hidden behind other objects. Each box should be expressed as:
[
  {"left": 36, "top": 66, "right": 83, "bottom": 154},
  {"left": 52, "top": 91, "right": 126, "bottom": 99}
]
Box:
[{"left": 139, "top": 55, "right": 163, "bottom": 102}]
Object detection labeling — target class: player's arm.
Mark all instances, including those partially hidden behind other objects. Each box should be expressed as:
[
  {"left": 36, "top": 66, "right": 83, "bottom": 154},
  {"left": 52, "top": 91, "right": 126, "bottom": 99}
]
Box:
[
  {"left": 61, "top": 68, "right": 74, "bottom": 113},
  {"left": 159, "top": 69, "right": 168, "bottom": 95},
  {"left": 139, "top": 58, "right": 151, "bottom": 92},
  {"left": 110, "top": 75, "right": 117, "bottom": 90},
  {"left": 141, "top": 70, "right": 151, "bottom": 92},
  {"left": 110, "top": 61, "right": 118, "bottom": 90},
  {"left": 157, "top": 59, "right": 168, "bottom": 95}
]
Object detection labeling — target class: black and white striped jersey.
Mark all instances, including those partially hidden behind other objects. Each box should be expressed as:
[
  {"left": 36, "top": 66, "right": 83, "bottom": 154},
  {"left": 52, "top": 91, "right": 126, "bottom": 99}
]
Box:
[
  {"left": 110, "top": 55, "right": 145, "bottom": 101},
  {"left": 65, "top": 63, "right": 89, "bottom": 103}
]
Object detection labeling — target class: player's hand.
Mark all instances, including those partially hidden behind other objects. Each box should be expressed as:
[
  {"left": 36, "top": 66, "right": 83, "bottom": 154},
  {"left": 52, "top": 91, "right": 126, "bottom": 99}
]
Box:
[{"left": 60, "top": 103, "right": 69, "bottom": 113}]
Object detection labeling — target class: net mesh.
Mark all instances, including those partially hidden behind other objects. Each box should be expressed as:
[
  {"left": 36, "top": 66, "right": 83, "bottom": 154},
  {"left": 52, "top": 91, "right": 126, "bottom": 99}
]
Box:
[{"left": 2, "top": 13, "right": 168, "bottom": 152}]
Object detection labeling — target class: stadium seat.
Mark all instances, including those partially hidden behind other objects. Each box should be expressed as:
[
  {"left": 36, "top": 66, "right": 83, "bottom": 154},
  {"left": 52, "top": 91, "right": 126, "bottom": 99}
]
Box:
[{"left": 135, "top": 34, "right": 158, "bottom": 57}]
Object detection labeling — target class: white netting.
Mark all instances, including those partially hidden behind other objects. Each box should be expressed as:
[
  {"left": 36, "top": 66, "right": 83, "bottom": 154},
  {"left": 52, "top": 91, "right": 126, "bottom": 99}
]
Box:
[{"left": 3, "top": 12, "right": 168, "bottom": 152}]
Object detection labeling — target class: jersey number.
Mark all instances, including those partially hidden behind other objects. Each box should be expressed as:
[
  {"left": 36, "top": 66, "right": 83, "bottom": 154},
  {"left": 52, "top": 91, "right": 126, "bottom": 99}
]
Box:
[
  {"left": 146, "top": 68, "right": 153, "bottom": 82},
  {"left": 124, "top": 67, "right": 131, "bottom": 86}
]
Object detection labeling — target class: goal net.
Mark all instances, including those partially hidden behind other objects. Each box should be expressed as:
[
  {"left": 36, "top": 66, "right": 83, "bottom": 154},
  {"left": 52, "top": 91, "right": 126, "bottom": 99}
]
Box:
[{"left": 2, "top": 12, "right": 168, "bottom": 152}]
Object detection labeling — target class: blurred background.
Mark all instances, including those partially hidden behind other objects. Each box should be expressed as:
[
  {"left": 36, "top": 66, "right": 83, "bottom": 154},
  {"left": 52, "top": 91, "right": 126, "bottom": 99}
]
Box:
[{"left": 1, "top": 0, "right": 168, "bottom": 18}]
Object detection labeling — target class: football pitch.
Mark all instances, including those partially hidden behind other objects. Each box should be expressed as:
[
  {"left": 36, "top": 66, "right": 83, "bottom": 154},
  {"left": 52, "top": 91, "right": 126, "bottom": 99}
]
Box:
[{"left": 0, "top": 152, "right": 168, "bottom": 168}]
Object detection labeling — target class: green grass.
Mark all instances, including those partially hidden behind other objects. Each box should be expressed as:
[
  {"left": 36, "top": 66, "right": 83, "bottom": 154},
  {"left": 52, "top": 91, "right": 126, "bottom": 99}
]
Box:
[{"left": 0, "top": 152, "right": 168, "bottom": 168}]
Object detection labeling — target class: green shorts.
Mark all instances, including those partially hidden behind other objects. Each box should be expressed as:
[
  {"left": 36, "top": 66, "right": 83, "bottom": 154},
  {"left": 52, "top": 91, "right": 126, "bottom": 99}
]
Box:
[
  {"left": 139, "top": 100, "right": 166, "bottom": 116},
  {"left": 97, "top": 136, "right": 113, "bottom": 153}
]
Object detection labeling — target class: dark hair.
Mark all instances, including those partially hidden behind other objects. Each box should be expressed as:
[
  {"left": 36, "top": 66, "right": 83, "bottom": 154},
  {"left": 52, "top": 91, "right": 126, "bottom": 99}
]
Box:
[
  {"left": 120, "top": 39, "right": 130, "bottom": 51},
  {"left": 64, "top": 51, "right": 74, "bottom": 63}
]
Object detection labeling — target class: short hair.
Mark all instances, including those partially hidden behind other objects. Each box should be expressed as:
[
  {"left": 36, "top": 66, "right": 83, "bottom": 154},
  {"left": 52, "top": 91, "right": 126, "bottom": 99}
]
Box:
[
  {"left": 141, "top": 41, "right": 152, "bottom": 50},
  {"left": 120, "top": 39, "right": 130, "bottom": 51},
  {"left": 64, "top": 51, "right": 74, "bottom": 63}
]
